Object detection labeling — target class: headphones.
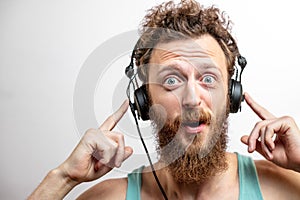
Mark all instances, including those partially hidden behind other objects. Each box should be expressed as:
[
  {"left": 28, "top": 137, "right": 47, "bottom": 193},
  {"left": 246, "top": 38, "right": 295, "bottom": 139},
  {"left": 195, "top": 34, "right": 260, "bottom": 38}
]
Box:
[
  {"left": 229, "top": 55, "right": 247, "bottom": 113},
  {"left": 125, "top": 47, "right": 247, "bottom": 120},
  {"left": 125, "top": 49, "right": 151, "bottom": 120}
]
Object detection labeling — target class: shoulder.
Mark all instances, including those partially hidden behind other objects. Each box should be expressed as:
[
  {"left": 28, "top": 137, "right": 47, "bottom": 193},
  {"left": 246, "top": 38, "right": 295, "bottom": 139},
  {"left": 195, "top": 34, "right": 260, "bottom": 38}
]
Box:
[
  {"left": 255, "top": 159, "right": 300, "bottom": 200},
  {"left": 77, "top": 177, "right": 128, "bottom": 200}
]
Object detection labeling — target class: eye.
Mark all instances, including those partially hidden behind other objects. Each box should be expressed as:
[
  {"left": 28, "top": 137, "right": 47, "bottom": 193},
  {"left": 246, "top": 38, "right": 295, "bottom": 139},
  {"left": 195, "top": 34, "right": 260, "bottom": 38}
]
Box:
[
  {"left": 202, "top": 75, "right": 216, "bottom": 84},
  {"left": 162, "top": 76, "right": 182, "bottom": 90},
  {"left": 164, "top": 77, "right": 179, "bottom": 86}
]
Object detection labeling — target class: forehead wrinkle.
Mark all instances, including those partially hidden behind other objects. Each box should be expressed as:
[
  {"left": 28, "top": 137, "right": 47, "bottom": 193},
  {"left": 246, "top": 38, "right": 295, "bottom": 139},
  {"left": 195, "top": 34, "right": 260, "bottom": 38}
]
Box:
[
  {"left": 150, "top": 52, "right": 224, "bottom": 80},
  {"left": 151, "top": 48, "right": 221, "bottom": 70},
  {"left": 149, "top": 35, "right": 228, "bottom": 81},
  {"left": 150, "top": 51, "right": 213, "bottom": 74},
  {"left": 152, "top": 44, "right": 212, "bottom": 61}
]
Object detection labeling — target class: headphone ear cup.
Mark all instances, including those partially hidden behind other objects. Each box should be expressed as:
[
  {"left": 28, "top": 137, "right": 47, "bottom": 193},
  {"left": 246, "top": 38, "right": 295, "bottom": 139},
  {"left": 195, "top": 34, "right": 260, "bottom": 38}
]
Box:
[
  {"left": 134, "top": 84, "right": 150, "bottom": 120},
  {"left": 229, "top": 79, "right": 243, "bottom": 113}
]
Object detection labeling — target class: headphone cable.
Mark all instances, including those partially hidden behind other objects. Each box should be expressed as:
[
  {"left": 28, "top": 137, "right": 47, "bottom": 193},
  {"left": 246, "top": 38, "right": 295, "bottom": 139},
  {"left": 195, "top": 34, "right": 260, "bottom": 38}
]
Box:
[{"left": 127, "top": 95, "right": 168, "bottom": 200}]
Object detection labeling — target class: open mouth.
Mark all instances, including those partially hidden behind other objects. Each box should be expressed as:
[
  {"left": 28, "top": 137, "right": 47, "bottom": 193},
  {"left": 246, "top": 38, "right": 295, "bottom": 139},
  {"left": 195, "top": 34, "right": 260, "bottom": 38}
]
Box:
[{"left": 182, "top": 121, "right": 204, "bottom": 128}]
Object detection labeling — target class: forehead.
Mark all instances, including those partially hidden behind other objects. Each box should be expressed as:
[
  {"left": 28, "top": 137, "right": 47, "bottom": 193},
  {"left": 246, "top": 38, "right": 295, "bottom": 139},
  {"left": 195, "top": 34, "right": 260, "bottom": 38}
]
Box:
[{"left": 149, "top": 34, "right": 227, "bottom": 77}]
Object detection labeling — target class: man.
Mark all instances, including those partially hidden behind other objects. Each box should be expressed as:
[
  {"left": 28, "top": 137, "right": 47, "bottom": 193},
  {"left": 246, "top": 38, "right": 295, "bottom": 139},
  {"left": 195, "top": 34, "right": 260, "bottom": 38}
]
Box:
[{"left": 29, "top": 0, "right": 300, "bottom": 199}]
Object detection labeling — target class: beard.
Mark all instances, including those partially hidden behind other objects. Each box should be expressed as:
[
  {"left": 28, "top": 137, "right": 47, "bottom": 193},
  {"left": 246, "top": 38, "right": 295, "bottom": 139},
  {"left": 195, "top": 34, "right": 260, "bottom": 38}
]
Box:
[{"left": 150, "top": 106, "right": 229, "bottom": 184}]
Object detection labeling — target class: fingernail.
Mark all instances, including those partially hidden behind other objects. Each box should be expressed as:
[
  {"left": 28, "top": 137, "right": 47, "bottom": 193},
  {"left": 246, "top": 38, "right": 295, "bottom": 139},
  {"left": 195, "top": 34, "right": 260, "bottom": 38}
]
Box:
[{"left": 248, "top": 146, "right": 252, "bottom": 152}]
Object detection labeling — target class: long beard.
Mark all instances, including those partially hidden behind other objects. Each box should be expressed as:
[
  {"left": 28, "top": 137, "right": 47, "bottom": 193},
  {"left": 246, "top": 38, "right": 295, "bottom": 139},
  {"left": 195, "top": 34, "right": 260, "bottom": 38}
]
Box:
[{"left": 151, "top": 106, "right": 229, "bottom": 184}]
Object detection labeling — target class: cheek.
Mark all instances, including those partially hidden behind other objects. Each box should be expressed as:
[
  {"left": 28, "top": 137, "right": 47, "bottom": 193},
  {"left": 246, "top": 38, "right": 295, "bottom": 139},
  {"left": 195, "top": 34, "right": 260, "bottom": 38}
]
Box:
[
  {"left": 208, "top": 83, "right": 228, "bottom": 113},
  {"left": 149, "top": 86, "right": 181, "bottom": 119}
]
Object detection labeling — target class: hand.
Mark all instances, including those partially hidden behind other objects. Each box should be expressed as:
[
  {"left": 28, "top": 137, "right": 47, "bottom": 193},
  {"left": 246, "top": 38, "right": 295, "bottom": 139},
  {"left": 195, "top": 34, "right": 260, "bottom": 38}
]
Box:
[
  {"left": 241, "top": 93, "right": 300, "bottom": 172},
  {"left": 58, "top": 100, "right": 133, "bottom": 184}
]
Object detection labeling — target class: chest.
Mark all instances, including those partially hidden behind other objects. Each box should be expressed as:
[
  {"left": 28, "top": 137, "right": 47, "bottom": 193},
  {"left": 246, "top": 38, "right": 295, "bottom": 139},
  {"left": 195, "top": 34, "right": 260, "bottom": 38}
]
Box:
[{"left": 141, "top": 181, "right": 240, "bottom": 200}]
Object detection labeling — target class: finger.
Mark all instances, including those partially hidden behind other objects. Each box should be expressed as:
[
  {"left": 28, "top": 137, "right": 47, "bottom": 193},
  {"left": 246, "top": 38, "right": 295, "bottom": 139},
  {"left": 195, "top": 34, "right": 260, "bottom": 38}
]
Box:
[
  {"left": 110, "top": 135, "right": 133, "bottom": 167},
  {"left": 260, "top": 127, "right": 273, "bottom": 160},
  {"left": 101, "top": 131, "right": 132, "bottom": 167},
  {"left": 241, "top": 135, "right": 264, "bottom": 156},
  {"left": 94, "top": 146, "right": 132, "bottom": 171},
  {"left": 270, "top": 116, "right": 297, "bottom": 136},
  {"left": 240, "top": 135, "right": 249, "bottom": 145},
  {"left": 111, "top": 146, "right": 133, "bottom": 167},
  {"left": 244, "top": 92, "right": 275, "bottom": 120},
  {"left": 94, "top": 161, "right": 113, "bottom": 177},
  {"left": 247, "top": 121, "right": 265, "bottom": 152},
  {"left": 252, "top": 140, "right": 265, "bottom": 158},
  {"left": 99, "top": 99, "right": 129, "bottom": 131},
  {"left": 241, "top": 135, "right": 253, "bottom": 152},
  {"left": 97, "top": 140, "right": 118, "bottom": 165},
  {"left": 90, "top": 132, "right": 119, "bottom": 165},
  {"left": 248, "top": 119, "right": 275, "bottom": 150},
  {"left": 110, "top": 133, "right": 125, "bottom": 167},
  {"left": 263, "top": 123, "right": 276, "bottom": 151},
  {"left": 124, "top": 146, "right": 133, "bottom": 160}
]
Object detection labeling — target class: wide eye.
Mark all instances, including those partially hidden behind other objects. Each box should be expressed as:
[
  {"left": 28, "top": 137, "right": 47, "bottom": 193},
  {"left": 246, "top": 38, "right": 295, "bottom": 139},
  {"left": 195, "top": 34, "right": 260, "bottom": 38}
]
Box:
[
  {"left": 202, "top": 75, "right": 216, "bottom": 84},
  {"left": 162, "top": 76, "right": 182, "bottom": 90},
  {"left": 164, "top": 77, "right": 179, "bottom": 85}
]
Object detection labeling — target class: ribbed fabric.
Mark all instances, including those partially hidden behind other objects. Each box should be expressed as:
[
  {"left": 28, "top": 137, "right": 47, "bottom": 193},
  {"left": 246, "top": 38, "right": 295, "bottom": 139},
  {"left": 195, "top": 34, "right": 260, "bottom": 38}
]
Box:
[
  {"left": 126, "top": 165, "right": 144, "bottom": 200},
  {"left": 237, "top": 153, "right": 264, "bottom": 200}
]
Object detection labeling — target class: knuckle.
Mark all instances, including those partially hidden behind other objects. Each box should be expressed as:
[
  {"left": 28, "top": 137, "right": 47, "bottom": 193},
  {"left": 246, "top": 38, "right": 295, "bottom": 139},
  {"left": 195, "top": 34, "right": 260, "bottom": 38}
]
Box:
[
  {"left": 100, "top": 157, "right": 110, "bottom": 165},
  {"left": 83, "top": 129, "right": 97, "bottom": 141},
  {"left": 255, "top": 121, "right": 262, "bottom": 128},
  {"left": 107, "top": 143, "right": 118, "bottom": 154},
  {"left": 100, "top": 147, "right": 116, "bottom": 164},
  {"left": 265, "top": 125, "right": 272, "bottom": 133},
  {"left": 259, "top": 126, "right": 265, "bottom": 134},
  {"left": 102, "top": 130, "right": 109, "bottom": 136},
  {"left": 282, "top": 115, "right": 294, "bottom": 123},
  {"left": 85, "top": 128, "right": 96, "bottom": 135},
  {"left": 116, "top": 133, "right": 124, "bottom": 141}
]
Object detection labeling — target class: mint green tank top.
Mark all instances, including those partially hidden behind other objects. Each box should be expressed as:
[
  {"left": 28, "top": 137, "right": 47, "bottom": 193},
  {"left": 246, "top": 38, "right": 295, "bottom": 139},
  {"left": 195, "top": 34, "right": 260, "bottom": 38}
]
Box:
[{"left": 126, "top": 153, "right": 263, "bottom": 200}]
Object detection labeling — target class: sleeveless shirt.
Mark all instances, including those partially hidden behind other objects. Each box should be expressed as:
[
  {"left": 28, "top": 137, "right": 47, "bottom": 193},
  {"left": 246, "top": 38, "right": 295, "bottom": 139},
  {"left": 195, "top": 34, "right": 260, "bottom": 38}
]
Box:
[{"left": 126, "top": 153, "right": 263, "bottom": 200}]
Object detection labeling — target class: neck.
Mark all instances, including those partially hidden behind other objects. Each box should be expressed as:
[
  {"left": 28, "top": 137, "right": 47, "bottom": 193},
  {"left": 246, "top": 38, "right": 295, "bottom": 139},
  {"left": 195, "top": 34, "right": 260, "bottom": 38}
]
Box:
[{"left": 142, "top": 153, "right": 238, "bottom": 199}]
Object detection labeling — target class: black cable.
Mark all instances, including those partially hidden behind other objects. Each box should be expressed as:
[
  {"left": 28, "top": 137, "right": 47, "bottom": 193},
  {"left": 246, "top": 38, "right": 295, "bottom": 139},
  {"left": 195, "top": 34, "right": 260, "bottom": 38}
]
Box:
[
  {"left": 129, "top": 102, "right": 169, "bottom": 200},
  {"left": 126, "top": 74, "right": 168, "bottom": 200}
]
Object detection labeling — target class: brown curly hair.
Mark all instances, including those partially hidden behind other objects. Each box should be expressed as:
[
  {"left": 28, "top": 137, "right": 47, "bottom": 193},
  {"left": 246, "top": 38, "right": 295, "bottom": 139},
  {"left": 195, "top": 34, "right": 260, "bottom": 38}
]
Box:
[{"left": 134, "top": 0, "right": 240, "bottom": 83}]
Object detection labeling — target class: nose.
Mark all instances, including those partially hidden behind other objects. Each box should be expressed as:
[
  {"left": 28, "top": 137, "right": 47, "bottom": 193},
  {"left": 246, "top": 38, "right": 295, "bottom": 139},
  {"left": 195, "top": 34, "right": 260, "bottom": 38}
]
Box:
[{"left": 182, "top": 80, "right": 202, "bottom": 108}]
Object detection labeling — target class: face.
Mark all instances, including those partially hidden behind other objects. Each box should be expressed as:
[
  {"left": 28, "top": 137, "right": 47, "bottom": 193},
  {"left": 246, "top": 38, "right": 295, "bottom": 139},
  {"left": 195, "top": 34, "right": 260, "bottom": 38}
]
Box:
[
  {"left": 147, "top": 34, "right": 230, "bottom": 183},
  {"left": 148, "top": 34, "right": 228, "bottom": 144}
]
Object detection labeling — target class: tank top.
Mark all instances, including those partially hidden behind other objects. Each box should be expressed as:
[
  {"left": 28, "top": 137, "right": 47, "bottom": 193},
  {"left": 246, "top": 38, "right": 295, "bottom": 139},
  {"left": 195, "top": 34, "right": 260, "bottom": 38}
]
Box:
[{"left": 126, "top": 153, "right": 263, "bottom": 200}]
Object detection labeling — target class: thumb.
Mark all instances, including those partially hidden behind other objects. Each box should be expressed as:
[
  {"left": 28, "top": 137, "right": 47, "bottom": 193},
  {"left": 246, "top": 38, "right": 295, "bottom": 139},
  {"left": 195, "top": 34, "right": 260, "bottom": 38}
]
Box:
[{"left": 123, "top": 146, "right": 133, "bottom": 161}]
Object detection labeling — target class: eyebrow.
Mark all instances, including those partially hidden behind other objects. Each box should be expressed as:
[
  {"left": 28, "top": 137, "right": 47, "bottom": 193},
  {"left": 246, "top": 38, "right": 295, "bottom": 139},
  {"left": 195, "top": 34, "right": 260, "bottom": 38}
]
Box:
[
  {"left": 157, "top": 64, "right": 183, "bottom": 74},
  {"left": 157, "top": 62, "right": 223, "bottom": 75}
]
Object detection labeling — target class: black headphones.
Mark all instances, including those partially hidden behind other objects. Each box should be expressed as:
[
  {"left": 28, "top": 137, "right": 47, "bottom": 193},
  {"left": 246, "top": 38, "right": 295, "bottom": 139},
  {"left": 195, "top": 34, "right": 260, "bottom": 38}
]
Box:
[
  {"left": 126, "top": 48, "right": 247, "bottom": 120},
  {"left": 229, "top": 55, "right": 247, "bottom": 113},
  {"left": 125, "top": 49, "right": 151, "bottom": 120}
]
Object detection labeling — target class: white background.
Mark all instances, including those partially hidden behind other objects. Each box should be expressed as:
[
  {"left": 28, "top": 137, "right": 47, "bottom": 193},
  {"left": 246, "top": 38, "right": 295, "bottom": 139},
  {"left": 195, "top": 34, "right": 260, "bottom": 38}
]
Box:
[{"left": 1, "top": 0, "right": 300, "bottom": 199}]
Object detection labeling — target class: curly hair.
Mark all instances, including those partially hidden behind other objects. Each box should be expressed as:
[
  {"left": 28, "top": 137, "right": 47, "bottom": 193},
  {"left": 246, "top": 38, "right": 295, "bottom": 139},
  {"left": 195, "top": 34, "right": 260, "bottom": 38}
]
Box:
[{"left": 134, "top": 0, "right": 240, "bottom": 83}]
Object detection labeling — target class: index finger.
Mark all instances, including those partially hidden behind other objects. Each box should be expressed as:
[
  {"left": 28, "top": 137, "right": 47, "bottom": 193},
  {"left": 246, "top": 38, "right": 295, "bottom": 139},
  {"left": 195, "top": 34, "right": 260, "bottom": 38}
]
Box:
[
  {"left": 244, "top": 92, "right": 276, "bottom": 120},
  {"left": 99, "top": 99, "right": 129, "bottom": 131}
]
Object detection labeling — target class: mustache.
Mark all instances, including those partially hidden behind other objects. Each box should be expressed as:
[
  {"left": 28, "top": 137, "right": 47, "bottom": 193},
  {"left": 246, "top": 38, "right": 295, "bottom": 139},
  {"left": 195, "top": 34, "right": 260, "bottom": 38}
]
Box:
[
  {"left": 150, "top": 105, "right": 212, "bottom": 131},
  {"left": 180, "top": 108, "right": 212, "bottom": 127},
  {"left": 155, "top": 107, "right": 214, "bottom": 150}
]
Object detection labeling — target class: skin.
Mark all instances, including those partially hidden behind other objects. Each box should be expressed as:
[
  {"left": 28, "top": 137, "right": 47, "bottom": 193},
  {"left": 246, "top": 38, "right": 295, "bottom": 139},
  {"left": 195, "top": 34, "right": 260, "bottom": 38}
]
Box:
[
  {"left": 147, "top": 35, "right": 228, "bottom": 149},
  {"left": 28, "top": 35, "right": 300, "bottom": 200}
]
